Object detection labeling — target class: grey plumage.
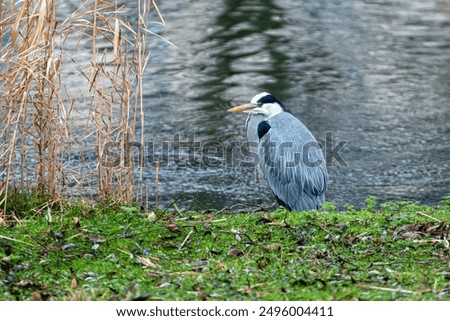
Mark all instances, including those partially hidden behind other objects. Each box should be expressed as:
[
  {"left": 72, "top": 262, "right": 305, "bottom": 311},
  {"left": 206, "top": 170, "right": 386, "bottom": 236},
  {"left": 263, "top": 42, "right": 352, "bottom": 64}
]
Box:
[{"left": 228, "top": 92, "right": 328, "bottom": 211}]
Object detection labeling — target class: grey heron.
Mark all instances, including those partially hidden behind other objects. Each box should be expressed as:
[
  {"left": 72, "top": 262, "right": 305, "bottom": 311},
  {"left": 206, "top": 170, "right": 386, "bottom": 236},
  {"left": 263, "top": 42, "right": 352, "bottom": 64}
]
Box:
[{"left": 228, "top": 92, "right": 328, "bottom": 211}]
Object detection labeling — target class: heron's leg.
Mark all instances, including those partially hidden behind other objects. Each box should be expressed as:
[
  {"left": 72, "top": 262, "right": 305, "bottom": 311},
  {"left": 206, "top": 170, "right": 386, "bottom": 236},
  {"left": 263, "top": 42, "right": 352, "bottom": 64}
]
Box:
[{"left": 282, "top": 208, "right": 291, "bottom": 228}]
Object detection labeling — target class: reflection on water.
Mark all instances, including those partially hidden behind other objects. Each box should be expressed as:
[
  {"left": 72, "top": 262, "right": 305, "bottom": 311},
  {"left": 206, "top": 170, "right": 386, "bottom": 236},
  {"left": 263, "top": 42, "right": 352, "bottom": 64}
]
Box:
[
  {"left": 196, "top": 0, "right": 291, "bottom": 103},
  {"left": 66, "top": 0, "right": 450, "bottom": 210}
]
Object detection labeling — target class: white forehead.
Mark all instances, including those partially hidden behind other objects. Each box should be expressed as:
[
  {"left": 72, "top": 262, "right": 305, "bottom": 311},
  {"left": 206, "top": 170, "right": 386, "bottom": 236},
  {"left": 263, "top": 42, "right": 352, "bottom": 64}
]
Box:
[{"left": 250, "top": 92, "right": 271, "bottom": 104}]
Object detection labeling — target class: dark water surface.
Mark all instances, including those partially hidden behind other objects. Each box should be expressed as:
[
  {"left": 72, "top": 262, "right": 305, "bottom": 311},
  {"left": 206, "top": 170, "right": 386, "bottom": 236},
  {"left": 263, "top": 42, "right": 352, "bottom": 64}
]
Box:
[
  {"left": 60, "top": 0, "right": 450, "bottom": 210},
  {"left": 136, "top": 0, "right": 450, "bottom": 210}
]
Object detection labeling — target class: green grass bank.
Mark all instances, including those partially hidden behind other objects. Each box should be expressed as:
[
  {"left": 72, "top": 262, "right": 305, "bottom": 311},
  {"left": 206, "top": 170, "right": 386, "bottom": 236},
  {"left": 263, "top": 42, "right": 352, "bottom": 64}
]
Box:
[{"left": 1, "top": 194, "right": 449, "bottom": 300}]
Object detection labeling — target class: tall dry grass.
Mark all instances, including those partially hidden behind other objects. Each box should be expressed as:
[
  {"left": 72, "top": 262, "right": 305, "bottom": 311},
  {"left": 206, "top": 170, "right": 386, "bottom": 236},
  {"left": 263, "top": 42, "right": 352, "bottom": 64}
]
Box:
[{"left": 0, "top": 0, "right": 161, "bottom": 216}]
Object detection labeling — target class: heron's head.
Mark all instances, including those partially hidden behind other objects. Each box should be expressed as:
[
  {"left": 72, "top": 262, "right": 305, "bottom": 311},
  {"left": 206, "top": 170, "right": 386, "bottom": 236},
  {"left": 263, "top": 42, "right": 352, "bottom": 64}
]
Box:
[{"left": 227, "top": 92, "right": 290, "bottom": 117}]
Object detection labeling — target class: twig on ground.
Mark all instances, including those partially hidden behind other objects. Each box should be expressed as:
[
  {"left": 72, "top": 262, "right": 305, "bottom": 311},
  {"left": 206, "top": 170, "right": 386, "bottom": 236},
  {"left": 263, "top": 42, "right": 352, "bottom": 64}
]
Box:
[
  {"left": 215, "top": 203, "right": 247, "bottom": 215},
  {"left": 0, "top": 234, "right": 36, "bottom": 247},
  {"left": 178, "top": 228, "right": 194, "bottom": 251},
  {"left": 416, "top": 211, "right": 441, "bottom": 223},
  {"left": 358, "top": 284, "right": 431, "bottom": 295}
]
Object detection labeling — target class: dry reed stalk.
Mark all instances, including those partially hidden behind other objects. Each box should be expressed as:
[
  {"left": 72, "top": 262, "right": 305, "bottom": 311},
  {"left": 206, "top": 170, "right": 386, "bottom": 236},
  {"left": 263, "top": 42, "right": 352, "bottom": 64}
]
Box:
[
  {"left": 1, "top": 0, "right": 64, "bottom": 203},
  {"left": 154, "top": 158, "right": 159, "bottom": 211},
  {"left": 1, "top": 0, "right": 160, "bottom": 216}
]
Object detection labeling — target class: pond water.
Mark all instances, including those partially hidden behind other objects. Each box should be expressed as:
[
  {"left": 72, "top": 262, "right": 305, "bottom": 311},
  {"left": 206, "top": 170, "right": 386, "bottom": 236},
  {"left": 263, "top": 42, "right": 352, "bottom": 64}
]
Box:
[{"left": 56, "top": 0, "right": 450, "bottom": 210}]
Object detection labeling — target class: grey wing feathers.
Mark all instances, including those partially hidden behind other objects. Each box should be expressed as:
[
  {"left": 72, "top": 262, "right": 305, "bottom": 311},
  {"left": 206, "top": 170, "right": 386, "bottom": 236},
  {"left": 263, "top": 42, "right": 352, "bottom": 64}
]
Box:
[{"left": 257, "top": 113, "right": 327, "bottom": 211}]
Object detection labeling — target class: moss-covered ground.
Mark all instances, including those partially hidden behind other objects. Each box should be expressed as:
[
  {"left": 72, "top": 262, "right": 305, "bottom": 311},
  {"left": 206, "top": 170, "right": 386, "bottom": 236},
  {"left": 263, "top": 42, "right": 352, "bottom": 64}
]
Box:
[{"left": 1, "top": 194, "right": 449, "bottom": 300}]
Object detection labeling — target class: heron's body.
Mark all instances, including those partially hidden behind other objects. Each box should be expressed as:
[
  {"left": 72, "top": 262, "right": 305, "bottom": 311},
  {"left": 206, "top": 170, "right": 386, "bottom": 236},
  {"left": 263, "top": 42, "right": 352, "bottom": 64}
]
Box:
[{"left": 228, "top": 92, "right": 328, "bottom": 211}]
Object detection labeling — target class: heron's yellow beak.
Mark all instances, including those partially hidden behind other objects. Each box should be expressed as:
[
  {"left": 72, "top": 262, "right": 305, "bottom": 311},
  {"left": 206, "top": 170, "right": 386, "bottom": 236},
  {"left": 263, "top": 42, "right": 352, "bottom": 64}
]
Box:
[{"left": 227, "top": 103, "right": 256, "bottom": 113}]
